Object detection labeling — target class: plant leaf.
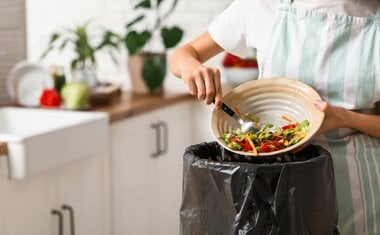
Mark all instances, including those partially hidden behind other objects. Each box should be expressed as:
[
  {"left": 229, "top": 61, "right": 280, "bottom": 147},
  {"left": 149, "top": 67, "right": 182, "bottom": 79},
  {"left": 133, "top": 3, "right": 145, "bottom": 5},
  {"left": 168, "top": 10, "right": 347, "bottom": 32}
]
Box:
[
  {"left": 40, "top": 33, "right": 61, "bottom": 59},
  {"left": 125, "top": 30, "right": 151, "bottom": 55},
  {"left": 126, "top": 15, "right": 145, "bottom": 29},
  {"left": 71, "top": 58, "right": 80, "bottom": 70},
  {"left": 40, "top": 45, "right": 54, "bottom": 59},
  {"left": 59, "top": 39, "right": 70, "bottom": 51},
  {"left": 97, "top": 30, "right": 121, "bottom": 50},
  {"left": 48, "top": 33, "right": 60, "bottom": 45},
  {"left": 157, "top": 0, "right": 164, "bottom": 7},
  {"left": 161, "top": 26, "right": 183, "bottom": 49},
  {"left": 162, "top": 0, "right": 178, "bottom": 19},
  {"left": 142, "top": 55, "right": 166, "bottom": 92},
  {"left": 134, "top": 0, "right": 151, "bottom": 9}
]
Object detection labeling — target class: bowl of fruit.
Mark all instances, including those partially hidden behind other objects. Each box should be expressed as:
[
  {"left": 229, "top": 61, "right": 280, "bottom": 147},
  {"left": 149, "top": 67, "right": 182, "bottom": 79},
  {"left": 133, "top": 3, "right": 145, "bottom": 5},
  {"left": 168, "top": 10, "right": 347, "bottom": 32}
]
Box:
[{"left": 222, "top": 52, "right": 259, "bottom": 85}]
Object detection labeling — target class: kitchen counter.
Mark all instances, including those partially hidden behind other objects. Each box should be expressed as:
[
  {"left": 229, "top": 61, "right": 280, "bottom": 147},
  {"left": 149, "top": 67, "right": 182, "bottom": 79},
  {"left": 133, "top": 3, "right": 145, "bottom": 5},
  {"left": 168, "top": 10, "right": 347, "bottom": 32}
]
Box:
[
  {"left": 92, "top": 89, "right": 194, "bottom": 123},
  {"left": 0, "top": 142, "right": 7, "bottom": 155}
]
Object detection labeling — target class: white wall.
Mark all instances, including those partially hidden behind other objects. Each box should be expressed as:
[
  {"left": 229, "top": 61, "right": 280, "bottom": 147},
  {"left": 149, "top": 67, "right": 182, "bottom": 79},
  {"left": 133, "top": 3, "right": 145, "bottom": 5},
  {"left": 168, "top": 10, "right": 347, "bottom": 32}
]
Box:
[{"left": 26, "top": 0, "right": 233, "bottom": 90}]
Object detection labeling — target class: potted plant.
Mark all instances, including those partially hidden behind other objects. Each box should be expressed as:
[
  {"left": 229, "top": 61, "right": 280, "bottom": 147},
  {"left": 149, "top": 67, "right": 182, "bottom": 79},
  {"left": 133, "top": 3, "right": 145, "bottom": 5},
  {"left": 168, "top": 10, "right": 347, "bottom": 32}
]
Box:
[
  {"left": 41, "top": 22, "right": 121, "bottom": 88},
  {"left": 124, "top": 0, "right": 184, "bottom": 94}
]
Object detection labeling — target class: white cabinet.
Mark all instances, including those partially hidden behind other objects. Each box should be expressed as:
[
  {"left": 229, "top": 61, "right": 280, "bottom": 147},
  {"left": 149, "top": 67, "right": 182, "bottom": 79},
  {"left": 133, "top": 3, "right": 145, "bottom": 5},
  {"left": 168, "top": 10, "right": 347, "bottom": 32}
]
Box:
[
  {"left": 56, "top": 154, "right": 109, "bottom": 235},
  {"left": 111, "top": 101, "right": 194, "bottom": 235},
  {"left": 192, "top": 101, "right": 215, "bottom": 143},
  {"left": 0, "top": 153, "right": 109, "bottom": 235}
]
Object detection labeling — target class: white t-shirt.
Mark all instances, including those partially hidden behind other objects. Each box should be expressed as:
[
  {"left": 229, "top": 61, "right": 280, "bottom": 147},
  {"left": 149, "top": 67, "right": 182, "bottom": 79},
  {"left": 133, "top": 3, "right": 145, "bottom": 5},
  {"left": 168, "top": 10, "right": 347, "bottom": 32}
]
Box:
[{"left": 208, "top": 0, "right": 379, "bottom": 59}]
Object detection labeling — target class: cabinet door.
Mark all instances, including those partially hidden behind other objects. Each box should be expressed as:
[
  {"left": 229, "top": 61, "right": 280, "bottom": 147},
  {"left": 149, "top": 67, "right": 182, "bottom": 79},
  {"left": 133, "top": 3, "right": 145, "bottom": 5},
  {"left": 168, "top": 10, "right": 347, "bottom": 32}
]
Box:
[
  {"left": 0, "top": 157, "right": 6, "bottom": 235},
  {"left": 0, "top": 158, "right": 57, "bottom": 235},
  {"left": 56, "top": 154, "right": 109, "bottom": 235},
  {"left": 112, "top": 102, "right": 193, "bottom": 235}
]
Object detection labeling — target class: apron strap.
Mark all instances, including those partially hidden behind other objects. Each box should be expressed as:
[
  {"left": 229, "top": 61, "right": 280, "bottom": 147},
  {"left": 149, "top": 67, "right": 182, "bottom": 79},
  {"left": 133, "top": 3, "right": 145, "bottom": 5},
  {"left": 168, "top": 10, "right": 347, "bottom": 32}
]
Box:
[
  {"left": 375, "top": 5, "right": 380, "bottom": 24},
  {"left": 281, "top": 0, "right": 292, "bottom": 7}
]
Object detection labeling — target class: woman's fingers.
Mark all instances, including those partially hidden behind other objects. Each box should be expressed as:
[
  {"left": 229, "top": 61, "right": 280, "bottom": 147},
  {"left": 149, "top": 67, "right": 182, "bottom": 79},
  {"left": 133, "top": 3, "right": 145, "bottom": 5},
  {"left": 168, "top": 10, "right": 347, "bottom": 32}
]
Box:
[
  {"left": 314, "top": 100, "right": 329, "bottom": 112},
  {"left": 203, "top": 68, "right": 216, "bottom": 104},
  {"left": 183, "top": 76, "right": 197, "bottom": 96},
  {"left": 213, "top": 69, "right": 223, "bottom": 109},
  {"left": 182, "top": 66, "right": 222, "bottom": 107},
  {"left": 195, "top": 72, "right": 206, "bottom": 100}
]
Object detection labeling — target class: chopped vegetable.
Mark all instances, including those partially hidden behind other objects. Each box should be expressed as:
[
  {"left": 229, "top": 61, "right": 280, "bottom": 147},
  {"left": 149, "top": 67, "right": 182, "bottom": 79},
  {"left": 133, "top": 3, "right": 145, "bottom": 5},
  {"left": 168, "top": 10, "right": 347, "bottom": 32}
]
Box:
[
  {"left": 220, "top": 114, "right": 310, "bottom": 154},
  {"left": 282, "top": 115, "right": 294, "bottom": 123}
]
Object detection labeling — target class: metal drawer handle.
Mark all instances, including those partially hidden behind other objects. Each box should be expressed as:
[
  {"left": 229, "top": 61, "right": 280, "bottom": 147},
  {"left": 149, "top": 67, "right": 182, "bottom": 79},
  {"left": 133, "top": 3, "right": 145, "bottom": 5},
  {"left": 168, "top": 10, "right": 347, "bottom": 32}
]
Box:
[
  {"left": 151, "top": 123, "right": 161, "bottom": 157},
  {"left": 62, "top": 204, "right": 76, "bottom": 235},
  {"left": 51, "top": 209, "right": 64, "bottom": 235},
  {"left": 158, "top": 121, "right": 168, "bottom": 155},
  {"left": 150, "top": 121, "right": 169, "bottom": 157}
]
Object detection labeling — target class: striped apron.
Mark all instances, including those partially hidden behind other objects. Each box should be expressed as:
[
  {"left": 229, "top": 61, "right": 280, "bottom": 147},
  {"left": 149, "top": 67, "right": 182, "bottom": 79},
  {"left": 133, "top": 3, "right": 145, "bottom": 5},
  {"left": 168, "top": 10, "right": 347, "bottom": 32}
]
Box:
[{"left": 259, "top": 0, "right": 380, "bottom": 234}]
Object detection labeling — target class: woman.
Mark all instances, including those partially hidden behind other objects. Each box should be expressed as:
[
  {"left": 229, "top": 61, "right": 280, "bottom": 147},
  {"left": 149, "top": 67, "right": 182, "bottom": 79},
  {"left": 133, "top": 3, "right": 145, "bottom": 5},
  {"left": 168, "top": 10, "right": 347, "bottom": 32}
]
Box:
[{"left": 169, "top": 0, "right": 380, "bottom": 234}]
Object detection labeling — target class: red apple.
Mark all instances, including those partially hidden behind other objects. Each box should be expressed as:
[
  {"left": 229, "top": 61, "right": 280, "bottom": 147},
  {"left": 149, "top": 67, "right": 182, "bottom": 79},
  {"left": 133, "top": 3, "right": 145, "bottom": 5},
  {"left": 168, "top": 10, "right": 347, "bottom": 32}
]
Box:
[
  {"left": 222, "top": 53, "right": 258, "bottom": 68},
  {"left": 39, "top": 89, "right": 62, "bottom": 107}
]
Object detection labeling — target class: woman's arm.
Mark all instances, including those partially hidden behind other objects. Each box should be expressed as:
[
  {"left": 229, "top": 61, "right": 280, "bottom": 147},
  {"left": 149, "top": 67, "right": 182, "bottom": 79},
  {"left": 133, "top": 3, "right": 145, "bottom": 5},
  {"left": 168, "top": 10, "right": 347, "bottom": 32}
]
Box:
[
  {"left": 169, "top": 31, "right": 224, "bottom": 109},
  {"left": 314, "top": 100, "right": 380, "bottom": 138}
]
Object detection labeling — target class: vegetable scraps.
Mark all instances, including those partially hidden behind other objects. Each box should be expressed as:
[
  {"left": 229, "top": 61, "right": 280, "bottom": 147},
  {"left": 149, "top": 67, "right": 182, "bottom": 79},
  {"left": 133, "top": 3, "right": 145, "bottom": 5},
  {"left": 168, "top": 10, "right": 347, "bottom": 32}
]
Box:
[{"left": 220, "top": 114, "right": 309, "bottom": 154}]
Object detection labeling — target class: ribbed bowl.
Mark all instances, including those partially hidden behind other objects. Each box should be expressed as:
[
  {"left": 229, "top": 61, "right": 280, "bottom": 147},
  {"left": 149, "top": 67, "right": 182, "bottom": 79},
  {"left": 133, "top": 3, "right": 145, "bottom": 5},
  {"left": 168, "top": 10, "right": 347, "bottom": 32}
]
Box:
[{"left": 211, "top": 77, "right": 325, "bottom": 157}]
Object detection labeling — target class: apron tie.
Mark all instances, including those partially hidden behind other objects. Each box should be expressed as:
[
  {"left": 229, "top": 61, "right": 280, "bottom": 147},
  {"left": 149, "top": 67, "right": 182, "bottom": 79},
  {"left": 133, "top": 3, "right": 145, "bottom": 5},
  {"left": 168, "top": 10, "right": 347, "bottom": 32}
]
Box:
[
  {"left": 280, "top": 0, "right": 292, "bottom": 9},
  {"left": 282, "top": 0, "right": 292, "bottom": 5},
  {"left": 375, "top": 5, "right": 380, "bottom": 24}
]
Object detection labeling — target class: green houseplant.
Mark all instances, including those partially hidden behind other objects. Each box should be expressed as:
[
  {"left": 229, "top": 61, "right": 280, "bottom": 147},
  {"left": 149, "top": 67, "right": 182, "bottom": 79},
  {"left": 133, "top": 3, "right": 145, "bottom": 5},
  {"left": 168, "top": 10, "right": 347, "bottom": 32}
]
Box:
[
  {"left": 41, "top": 22, "right": 121, "bottom": 87},
  {"left": 124, "top": 0, "right": 184, "bottom": 94}
]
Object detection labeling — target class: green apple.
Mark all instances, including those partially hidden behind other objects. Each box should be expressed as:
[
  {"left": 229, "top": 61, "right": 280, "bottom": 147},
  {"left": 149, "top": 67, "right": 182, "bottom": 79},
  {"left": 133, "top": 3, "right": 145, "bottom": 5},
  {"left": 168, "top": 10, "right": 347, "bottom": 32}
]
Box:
[{"left": 61, "top": 81, "right": 89, "bottom": 109}]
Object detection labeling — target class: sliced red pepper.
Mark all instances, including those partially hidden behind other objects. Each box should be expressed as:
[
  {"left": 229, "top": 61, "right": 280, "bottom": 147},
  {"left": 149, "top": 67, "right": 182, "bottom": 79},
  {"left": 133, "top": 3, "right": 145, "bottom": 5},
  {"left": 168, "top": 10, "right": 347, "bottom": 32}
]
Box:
[
  {"left": 230, "top": 137, "right": 239, "bottom": 143},
  {"left": 240, "top": 140, "right": 253, "bottom": 151},
  {"left": 272, "top": 135, "right": 283, "bottom": 141},
  {"left": 260, "top": 142, "right": 270, "bottom": 152},
  {"left": 281, "top": 124, "right": 297, "bottom": 130}
]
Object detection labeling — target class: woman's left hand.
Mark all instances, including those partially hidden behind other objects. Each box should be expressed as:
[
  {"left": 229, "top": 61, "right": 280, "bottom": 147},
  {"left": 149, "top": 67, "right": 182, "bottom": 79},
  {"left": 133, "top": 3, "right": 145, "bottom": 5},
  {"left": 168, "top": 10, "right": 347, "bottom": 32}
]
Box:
[
  {"left": 313, "top": 100, "right": 347, "bottom": 135},
  {"left": 291, "top": 100, "right": 347, "bottom": 154}
]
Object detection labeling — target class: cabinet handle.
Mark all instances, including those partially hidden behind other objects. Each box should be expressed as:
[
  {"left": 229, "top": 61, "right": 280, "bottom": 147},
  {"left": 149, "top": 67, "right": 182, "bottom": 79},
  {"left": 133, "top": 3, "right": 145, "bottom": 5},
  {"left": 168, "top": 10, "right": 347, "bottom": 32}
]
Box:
[
  {"left": 151, "top": 123, "right": 161, "bottom": 157},
  {"left": 51, "top": 209, "right": 64, "bottom": 235},
  {"left": 158, "top": 121, "right": 168, "bottom": 154},
  {"left": 62, "top": 204, "right": 76, "bottom": 235}
]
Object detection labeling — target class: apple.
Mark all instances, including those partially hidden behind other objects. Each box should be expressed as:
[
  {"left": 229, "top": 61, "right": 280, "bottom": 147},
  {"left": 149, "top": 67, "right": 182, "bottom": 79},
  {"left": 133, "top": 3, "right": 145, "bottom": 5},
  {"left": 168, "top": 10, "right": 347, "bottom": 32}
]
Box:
[
  {"left": 222, "top": 53, "right": 258, "bottom": 68},
  {"left": 61, "top": 81, "right": 89, "bottom": 110},
  {"left": 39, "top": 89, "right": 62, "bottom": 108}
]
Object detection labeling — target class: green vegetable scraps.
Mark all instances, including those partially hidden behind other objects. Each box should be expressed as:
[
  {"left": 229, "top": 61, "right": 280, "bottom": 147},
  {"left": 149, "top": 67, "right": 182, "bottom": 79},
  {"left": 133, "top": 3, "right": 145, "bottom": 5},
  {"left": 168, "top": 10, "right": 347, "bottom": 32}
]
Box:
[{"left": 220, "top": 114, "right": 309, "bottom": 155}]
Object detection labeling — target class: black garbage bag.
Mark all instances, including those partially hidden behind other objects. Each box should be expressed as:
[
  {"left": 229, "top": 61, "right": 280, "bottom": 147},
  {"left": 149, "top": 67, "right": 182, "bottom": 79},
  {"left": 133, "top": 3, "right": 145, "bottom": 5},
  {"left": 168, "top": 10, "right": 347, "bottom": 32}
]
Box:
[{"left": 180, "top": 142, "right": 339, "bottom": 235}]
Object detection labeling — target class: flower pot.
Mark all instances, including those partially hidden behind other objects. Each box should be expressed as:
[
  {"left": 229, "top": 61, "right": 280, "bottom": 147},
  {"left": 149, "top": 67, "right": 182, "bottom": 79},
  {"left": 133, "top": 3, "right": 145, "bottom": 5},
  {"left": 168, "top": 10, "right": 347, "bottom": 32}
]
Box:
[{"left": 127, "top": 53, "right": 166, "bottom": 95}]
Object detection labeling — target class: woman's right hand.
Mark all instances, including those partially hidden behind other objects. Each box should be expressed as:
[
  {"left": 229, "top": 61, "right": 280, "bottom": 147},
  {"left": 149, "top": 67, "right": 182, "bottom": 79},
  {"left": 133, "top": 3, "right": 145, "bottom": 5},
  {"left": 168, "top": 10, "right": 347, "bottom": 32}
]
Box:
[
  {"left": 178, "top": 58, "right": 223, "bottom": 109},
  {"left": 169, "top": 32, "right": 225, "bottom": 109}
]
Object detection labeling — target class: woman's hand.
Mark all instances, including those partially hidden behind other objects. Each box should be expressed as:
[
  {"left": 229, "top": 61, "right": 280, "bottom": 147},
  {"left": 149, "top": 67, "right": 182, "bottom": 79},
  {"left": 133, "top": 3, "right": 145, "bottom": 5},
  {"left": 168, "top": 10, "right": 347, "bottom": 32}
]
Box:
[
  {"left": 178, "top": 58, "right": 222, "bottom": 109},
  {"left": 313, "top": 100, "right": 347, "bottom": 135},
  {"left": 314, "top": 100, "right": 380, "bottom": 139},
  {"left": 169, "top": 32, "right": 224, "bottom": 109},
  {"left": 292, "top": 100, "right": 346, "bottom": 154}
]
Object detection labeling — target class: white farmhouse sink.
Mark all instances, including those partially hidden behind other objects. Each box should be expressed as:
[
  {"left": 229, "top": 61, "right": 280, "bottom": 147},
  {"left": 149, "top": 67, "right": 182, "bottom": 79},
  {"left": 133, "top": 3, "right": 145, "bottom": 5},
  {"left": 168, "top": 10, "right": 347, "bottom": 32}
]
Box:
[{"left": 0, "top": 107, "right": 109, "bottom": 179}]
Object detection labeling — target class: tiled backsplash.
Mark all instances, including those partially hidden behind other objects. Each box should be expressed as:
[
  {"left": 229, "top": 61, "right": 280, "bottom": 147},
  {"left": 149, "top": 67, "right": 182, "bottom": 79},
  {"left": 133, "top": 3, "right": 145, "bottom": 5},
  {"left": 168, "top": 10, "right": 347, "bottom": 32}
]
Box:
[
  {"left": 25, "top": 0, "right": 233, "bottom": 91},
  {"left": 0, "top": 0, "right": 26, "bottom": 105}
]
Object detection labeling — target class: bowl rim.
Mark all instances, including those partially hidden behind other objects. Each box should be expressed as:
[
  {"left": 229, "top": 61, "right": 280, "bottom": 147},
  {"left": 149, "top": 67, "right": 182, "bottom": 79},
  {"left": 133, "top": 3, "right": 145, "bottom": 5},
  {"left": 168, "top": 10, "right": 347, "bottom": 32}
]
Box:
[{"left": 211, "top": 77, "right": 325, "bottom": 157}]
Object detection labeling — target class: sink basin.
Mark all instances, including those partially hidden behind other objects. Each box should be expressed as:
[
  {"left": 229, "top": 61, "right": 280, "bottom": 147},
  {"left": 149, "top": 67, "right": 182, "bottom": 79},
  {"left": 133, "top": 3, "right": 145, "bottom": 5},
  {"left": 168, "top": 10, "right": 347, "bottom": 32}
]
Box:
[{"left": 0, "top": 107, "right": 109, "bottom": 179}]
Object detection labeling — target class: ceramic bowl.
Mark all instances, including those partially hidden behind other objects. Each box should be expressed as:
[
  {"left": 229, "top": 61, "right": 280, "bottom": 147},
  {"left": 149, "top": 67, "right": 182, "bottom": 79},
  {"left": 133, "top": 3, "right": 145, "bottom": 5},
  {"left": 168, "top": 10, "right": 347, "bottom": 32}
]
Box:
[
  {"left": 223, "top": 67, "right": 259, "bottom": 85},
  {"left": 211, "top": 77, "right": 325, "bottom": 157}
]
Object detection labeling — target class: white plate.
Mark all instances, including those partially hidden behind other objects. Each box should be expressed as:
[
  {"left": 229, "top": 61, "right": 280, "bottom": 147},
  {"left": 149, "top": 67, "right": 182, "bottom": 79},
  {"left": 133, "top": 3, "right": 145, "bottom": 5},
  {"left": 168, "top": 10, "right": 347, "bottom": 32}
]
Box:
[{"left": 7, "top": 61, "right": 54, "bottom": 107}]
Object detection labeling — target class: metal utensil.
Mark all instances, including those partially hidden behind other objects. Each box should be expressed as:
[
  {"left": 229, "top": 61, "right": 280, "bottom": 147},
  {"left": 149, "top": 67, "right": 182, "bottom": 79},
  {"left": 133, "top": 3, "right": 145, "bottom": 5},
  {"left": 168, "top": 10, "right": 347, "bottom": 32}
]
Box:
[{"left": 220, "top": 102, "right": 259, "bottom": 133}]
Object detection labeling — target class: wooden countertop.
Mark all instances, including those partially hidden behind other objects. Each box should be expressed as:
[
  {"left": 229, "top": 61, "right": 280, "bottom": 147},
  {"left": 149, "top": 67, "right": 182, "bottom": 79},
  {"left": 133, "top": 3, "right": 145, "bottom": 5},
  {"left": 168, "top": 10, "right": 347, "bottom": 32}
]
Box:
[
  {"left": 92, "top": 89, "right": 194, "bottom": 123},
  {"left": 0, "top": 142, "right": 7, "bottom": 156}
]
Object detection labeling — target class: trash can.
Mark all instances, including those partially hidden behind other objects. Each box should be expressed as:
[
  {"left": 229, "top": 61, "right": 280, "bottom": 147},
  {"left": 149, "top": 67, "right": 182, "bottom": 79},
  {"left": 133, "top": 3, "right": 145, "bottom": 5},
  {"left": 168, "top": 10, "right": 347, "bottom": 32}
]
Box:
[{"left": 180, "top": 142, "right": 339, "bottom": 235}]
